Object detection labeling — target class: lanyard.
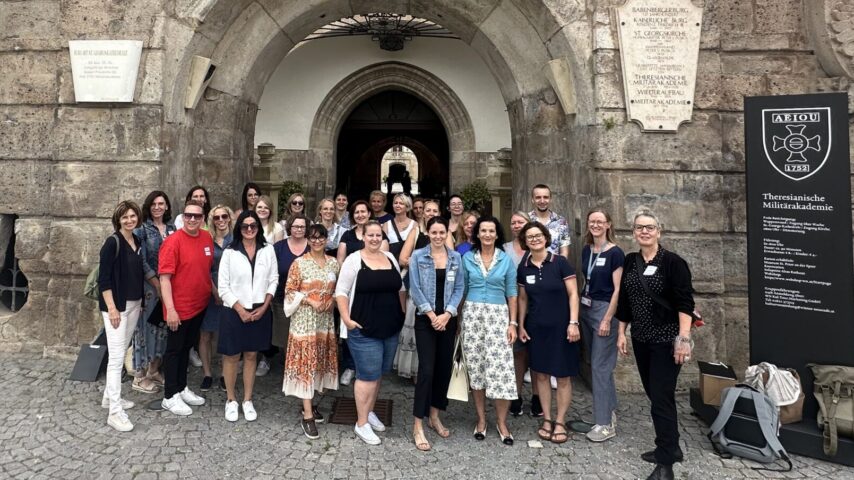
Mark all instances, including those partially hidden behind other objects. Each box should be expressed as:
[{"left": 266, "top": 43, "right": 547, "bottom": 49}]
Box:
[{"left": 584, "top": 240, "right": 607, "bottom": 294}]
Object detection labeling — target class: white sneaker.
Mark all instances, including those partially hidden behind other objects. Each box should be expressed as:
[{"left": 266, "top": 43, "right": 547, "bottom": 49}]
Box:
[
  {"left": 586, "top": 424, "right": 617, "bottom": 442},
  {"left": 523, "top": 370, "right": 531, "bottom": 384},
  {"left": 102, "top": 397, "right": 135, "bottom": 410},
  {"left": 354, "top": 422, "right": 381, "bottom": 445},
  {"left": 340, "top": 368, "right": 355, "bottom": 386},
  {"left": 550, "top": 376, "right": 558, "bottom": 390},
  {"left": 225, "top": 400, "right": 239, "bottom": 422},
  {"left": 162, "top": 394, "right": 192, "bottom": 416},
  {"left": 243, "top": 401, "right": 257, "bottom": 422},
  {"left": 189, "top": 348, "right": 203, "bottom": 368},
  {"left": 367, "top": 411, "right": 386, "bottom": 432},
  {"left": 107, "top": 411, "right": 134, "bottom": 432},
  {"left": 179, "top": 387, "right": 205, "bottom": 406},
  {"left": 255, "top": 358, "right": 270, "bottom": 377}
]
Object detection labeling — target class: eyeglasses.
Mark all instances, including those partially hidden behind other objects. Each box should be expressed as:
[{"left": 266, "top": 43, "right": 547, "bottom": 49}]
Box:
[
  {"left": 291, "top": 201, "right": 304, "bottom": 206},
  {"left": 526, "top": 233, "right": 545, "bottom": 241},
  {"left": 240, "top": 223, "right": 258, "bottom": 231},
  {"left": 633, "top": 224, "right": 658, "bottom": 233},
  {"left": 183, "top": 213, "right": 203, "bottom": 220},
  {"left": 588, "top": 220, "right": 608, "bottom": 226},
  {"left": 291, "top": 225, "right": 306, "bottom": 229},
  {"left": 308, "top": 237, "right": 327, "bottom": 243},
  {"left": 213, "top": 214, "right": 230, "bottom": 221}
]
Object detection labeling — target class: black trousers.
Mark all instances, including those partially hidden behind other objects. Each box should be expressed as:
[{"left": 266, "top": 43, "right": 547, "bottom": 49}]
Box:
[
  {"left": 413, "top": 315, "right": 457, "bottom": 418},
  {"left": 633, "top": 338, "right": 683, "bottom": 466},
  {"left": 163, "top": 310, "right": 204, "bottom": 398}
]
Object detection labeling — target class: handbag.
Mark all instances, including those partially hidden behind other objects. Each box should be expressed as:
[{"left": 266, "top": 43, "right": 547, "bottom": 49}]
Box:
[
  {"left": 745, "top": 362, "right": 804, "bottom": 424},
  {"left": 807, "top": 363, "right": 854, "bottom": 456},
  {"left": 146, "top": 299, "right": 165, "bottom": 327},
  {"left": 447, "top": 333, "right": 469, "bottom": 402}
]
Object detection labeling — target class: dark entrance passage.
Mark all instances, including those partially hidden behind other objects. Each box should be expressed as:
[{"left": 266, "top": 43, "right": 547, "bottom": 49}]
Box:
[{"left": 336, "top": 90, "right": 449, "bottom": 202}]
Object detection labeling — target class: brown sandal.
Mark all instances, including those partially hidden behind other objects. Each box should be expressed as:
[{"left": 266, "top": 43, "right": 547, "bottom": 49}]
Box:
[
  {"left": 551, "top": 423, "right": 569, "bottom": 444},
  {"left": 414, "top": 429, "right": 431, "bottom": 451},
  {"left": 537, "top": 419, "right": 554, "bottom": 441}
]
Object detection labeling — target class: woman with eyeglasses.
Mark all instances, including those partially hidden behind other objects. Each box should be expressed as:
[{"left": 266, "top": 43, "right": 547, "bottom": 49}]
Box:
[
  {"left": 217, "top": 210, "right": 279, "bottom": 422},
  {"left": 198, "top": 205, "right": 234, "bottom": 392},
  {"left": 283, "top": 224, "right": 340, "bottom": 439},
  {"left": 461, "top": 216, "right": 518, "bottom": 446},
  {"left": 579, "top": 209, "right": 624, "bottom": 443},
  {"left": 255, "top": 195, "right": 284, "bottom": 244},
  {"left": 335, "top": 220, "right": 406, "bottom": 445},
  {"left": 270, "top": 214, "right": 310, "bottom": 372},
  {"left": 446, "top": 195, "right": 465, "bottom": 245},
  {"left": 616, "top": 209, "right": 695, "bottom": 480},
  {"left": 316, "top": 198, "right": 345, "bottom": 256},
  {"left": 132, "top": 191, "right": 176, "bottom": 394},
  {"left": 517, "top": 222, "right": 580, "bottom": 445}
]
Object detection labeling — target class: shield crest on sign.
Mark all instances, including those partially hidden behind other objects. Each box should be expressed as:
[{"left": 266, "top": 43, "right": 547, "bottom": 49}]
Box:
[{"left": 761, "top": 107, "right": 832, "bottom": 181}]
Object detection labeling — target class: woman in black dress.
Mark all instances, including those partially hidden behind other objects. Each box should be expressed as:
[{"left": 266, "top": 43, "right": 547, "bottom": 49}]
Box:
[
  {"left": 517, "top": 222, "right": 580, "bottom": 444},
  {"left": 616, "top": 209, "right": 695, "bottom": 480}
]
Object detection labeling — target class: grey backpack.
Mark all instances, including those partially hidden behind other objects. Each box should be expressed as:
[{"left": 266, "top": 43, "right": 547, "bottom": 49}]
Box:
[{"left": 708, "top": 385, "right": 792, "bottom": 472}]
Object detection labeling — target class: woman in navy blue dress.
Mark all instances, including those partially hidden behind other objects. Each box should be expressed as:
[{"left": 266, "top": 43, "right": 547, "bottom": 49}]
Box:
[{"left": 517, "top": 222, "right": 580, "bottom": 444}]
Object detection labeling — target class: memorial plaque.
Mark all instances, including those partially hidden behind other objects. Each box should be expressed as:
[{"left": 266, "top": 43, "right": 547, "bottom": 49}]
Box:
[
  {"left": 68, "top": 40, "right": 143, "bottom": 103},
  {"left": 615, "top": 0, "right": 703, "bottom": 132},
  {"left": 745, "top": 93, "right": 854, "bottom": 421}
]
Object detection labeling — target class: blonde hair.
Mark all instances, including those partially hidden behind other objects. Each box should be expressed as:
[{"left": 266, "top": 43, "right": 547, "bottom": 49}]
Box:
[
  {"left": 286, "top": 192, "right": 305, "bottom": 217},
  {"left": 584, "top": 208, "right": 617, "bottom": 245},
  {"left": 632, "top": 207, "right": 661, "bottom": 229},
  {"left": 315, "top": 197, "right": 335, "bottom": 223},
  {"left": 510, "top": 211, "right": 531, "bottom": 223},
  {"left": 206, "top": 205, "right": 234, "bottom": 236},
  {"left": 457, "top": 211, "right": 478, "bottom": 244}
]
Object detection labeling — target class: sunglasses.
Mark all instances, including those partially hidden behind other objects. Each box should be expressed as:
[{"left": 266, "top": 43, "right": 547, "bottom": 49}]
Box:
[
  {"left": 183, "top": 213, "right": 204, "bottom": 220},
  {"left": 291, "top": 201, "right": 304, "bottom": 206},
  {"left": 240, "top": 223, "right": 258, "bottom": 231},
  {"left": 308, "top": 237, "right": 327, "bottom": 242},
  {"left": 213, "top": 214, "right": 230, "bottom": 221}
]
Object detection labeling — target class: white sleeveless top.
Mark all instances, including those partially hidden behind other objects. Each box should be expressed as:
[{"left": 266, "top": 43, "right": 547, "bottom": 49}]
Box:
[{"left": 387, "top": 219, "right": 416, "bottom": 244}]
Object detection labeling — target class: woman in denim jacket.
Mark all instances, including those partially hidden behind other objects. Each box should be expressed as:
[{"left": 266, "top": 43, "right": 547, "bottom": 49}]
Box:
[
  {"left": 131, "top": 190, "right": 176, "bottom": 393},
  {"left": 408, "top": 216, "right": 466, "bottom": 451}
]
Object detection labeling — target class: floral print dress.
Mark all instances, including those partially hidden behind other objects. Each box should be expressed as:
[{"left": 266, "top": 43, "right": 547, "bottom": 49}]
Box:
[{"left": 282, "top": 254, "right": 340, "bottom": 399}]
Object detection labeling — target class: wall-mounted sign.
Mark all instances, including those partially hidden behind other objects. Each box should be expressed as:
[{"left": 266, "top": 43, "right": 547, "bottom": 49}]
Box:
[
  {"left": 615, "top": 0, "right": 703, "bottom": 132},
  {"left": 68, "top": 40, "right": 143, "bottom": 103}
]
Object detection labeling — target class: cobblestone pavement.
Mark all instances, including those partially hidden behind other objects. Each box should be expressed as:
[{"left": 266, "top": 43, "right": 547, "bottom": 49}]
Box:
[{"left": 1, "top": 353, "right": 852, "bottom": 480}]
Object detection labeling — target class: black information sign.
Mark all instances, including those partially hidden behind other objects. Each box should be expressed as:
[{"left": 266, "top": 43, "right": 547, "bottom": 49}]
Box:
[{"left": 745, "top": 93, "right": 854, "bottom": 421}]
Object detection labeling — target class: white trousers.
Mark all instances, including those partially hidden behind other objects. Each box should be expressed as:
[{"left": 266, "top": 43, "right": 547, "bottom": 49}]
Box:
[{"left": 101, "top": 300, "right": 141, "bottom": 415}]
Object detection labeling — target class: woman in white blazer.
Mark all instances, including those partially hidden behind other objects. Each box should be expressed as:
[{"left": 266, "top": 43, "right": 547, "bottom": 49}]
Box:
[{"left": 217, "top": 210, "right": 279, "bottom": 422}]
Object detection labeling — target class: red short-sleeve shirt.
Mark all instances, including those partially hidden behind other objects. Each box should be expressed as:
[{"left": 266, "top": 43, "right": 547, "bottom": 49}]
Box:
[{"left": 158, "top": 229, "right": 214, "bottom": 320}]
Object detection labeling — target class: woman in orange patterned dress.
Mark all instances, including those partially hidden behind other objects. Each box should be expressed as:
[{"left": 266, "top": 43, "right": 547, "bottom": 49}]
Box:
[{"left": 282, "top": 223, "right": 340, "bottom": 439}]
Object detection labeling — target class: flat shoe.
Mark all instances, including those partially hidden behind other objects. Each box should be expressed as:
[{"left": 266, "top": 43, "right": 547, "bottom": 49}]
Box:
[{"left": 428, "top": 419, "right": 450, "bottom": 438}]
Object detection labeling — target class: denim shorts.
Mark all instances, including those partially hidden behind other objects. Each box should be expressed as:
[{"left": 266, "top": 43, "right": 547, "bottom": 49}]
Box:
[{"left": 346, "top": 327, "right": 399, "bottom": 381}]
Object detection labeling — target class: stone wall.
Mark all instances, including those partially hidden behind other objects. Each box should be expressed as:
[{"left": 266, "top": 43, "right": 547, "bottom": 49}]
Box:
[{"left": 0, "top": 0, "right": 849, "bottom": 392}]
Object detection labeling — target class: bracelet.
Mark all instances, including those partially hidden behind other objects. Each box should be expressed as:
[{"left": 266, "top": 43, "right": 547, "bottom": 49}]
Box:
[
  {"left": 569, "top": 321, "right": 579, "bottom": 326},
  {"left": 674, "top": 335, "right": 695, "bottom": 349},
  {"left": 509, "top": 321, "right": 519, "bottom": 327}
]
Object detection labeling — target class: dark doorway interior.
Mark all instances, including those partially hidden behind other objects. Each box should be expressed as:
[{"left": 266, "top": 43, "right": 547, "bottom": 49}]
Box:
[{"left": 336, "top": 90, "right": 449, "bottom": 202}]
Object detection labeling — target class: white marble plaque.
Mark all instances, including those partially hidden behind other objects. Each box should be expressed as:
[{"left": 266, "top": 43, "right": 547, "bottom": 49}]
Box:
[
  {"left": 69, "top": 40, "right": 143, "bottom": 103},
  {"left": 616, "top": 0, "right": 703, "bottom": 132}
]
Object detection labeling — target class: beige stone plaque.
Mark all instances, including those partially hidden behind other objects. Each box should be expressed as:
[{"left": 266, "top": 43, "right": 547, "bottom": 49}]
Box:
[
  {"left": 69, "top": 40, "right": 143, "bottom": 102},
  {"left": 616, "top": 0, "right": 703, "bottom": 132}
]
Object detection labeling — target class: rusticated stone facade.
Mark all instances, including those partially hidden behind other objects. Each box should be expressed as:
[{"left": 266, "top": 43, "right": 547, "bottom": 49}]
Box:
[{"left": 0, "top": 0, "right": 851, "bottom": 391}]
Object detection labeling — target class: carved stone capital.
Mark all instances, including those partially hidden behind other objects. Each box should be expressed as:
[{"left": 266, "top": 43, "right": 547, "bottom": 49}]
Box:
[{"left": 806, "top": 0, "right": 854, "bottom": 79}]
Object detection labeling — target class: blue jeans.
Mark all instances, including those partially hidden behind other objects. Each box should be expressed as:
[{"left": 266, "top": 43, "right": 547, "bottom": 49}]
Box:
[{"left": 346, "top": 328, "right": 399, "bottom": 381}]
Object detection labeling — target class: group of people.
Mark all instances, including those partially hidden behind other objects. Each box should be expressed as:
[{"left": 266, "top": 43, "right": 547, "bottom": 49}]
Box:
[{"left": 96, "top": 183, "right": 695, "bottom": 480}]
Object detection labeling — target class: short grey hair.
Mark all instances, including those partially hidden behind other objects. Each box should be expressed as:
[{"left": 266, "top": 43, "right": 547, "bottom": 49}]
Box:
[{"left": 632, "top": 207, "right": 661, "bottom": 228}]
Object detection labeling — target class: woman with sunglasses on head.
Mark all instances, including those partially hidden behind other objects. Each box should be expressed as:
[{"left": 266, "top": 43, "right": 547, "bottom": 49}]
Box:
[
  {"left": 255, "top": 195, "right": 284, "bottom": 244},
  {"left": 616, "top": 208, "right": 695, "bottom": 480},
  {"left": 283, "top": 224, "right": 340, "bottom": 439},
  {"left": 461, "top": 216, "right": 519, "bottom": 446},
  {"left": 579, "top": 209, "right": 624, "bottom": 443},
  {"left": 198, "top": 205, "right": 234, "bottom": 392},
  {"left": 517, "top": 222, "right": 581, "bottom": 445},
  {"left": 132, "top": 191, "right": 176, "bottom": 394},
  {"left": 335, "top": 220, "right": 406, "bottom": 446},
  {"left": 217, "top": 210, "right": 279, "bottom": 422},
  {"left": 98, "top": 201, "right": 145, "bottom": 431}
]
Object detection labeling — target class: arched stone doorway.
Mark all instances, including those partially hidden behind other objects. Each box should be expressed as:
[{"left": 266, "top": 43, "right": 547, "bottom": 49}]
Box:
[{"left": 336, "top": 90, "right": 448, "bottom": 201}]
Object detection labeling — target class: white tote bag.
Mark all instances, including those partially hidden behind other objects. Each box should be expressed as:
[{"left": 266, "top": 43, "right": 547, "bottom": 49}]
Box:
[{"left": 447, "top": 334, "right": 469, "bottom": 402}]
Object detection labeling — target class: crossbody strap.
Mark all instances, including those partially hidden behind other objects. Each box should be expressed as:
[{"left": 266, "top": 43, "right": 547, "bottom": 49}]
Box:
[{"left": 634, "top": 254, "right": 673, "bottom": 311}]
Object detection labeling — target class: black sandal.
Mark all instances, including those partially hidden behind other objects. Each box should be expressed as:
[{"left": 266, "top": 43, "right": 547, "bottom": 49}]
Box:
[{"left": 537, "top": 419, "right": 554, "bottom": 441}]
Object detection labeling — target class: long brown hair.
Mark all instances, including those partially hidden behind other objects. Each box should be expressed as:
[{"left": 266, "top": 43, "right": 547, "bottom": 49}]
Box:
[{"left": 584, "top": 208, "right": 617, "bottom": 245}]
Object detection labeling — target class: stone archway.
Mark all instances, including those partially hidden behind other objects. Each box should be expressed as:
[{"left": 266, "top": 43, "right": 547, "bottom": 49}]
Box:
[{"left": 308, "top": 61, "right": 476, "bottom": 194}]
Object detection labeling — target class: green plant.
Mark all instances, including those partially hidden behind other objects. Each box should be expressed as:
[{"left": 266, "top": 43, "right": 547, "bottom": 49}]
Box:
[
  {"left": 459, "top": 179, "right": 492, "bottom": 212},
  {"left": 278, "top": 180, "right": 305, "bottom": 219},
  {"left": 603, "top": 116, "right": 616, "bottom": 130}
]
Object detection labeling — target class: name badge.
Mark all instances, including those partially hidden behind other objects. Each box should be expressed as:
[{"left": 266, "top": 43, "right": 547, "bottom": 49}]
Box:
[
  {"left": 327, "top": 272, "right": 337, "bottom": 282},
  {"left": 643, "top": 265, "right": 658, "bottom": 276},
  {"left": 204, "top": 246, "right": 212, "bottom": 256},
  {"left": 595, "top": 257, "right": 607, "bottom": 267},
  {"left": 580, "top": 296, "right": 592, "bottom": 307},
  {"left": 526, "top": 275, "right": 536, "bottom": 284},
  {"left": 447, "top": 271, "right": 456, "bottom": 282}
]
